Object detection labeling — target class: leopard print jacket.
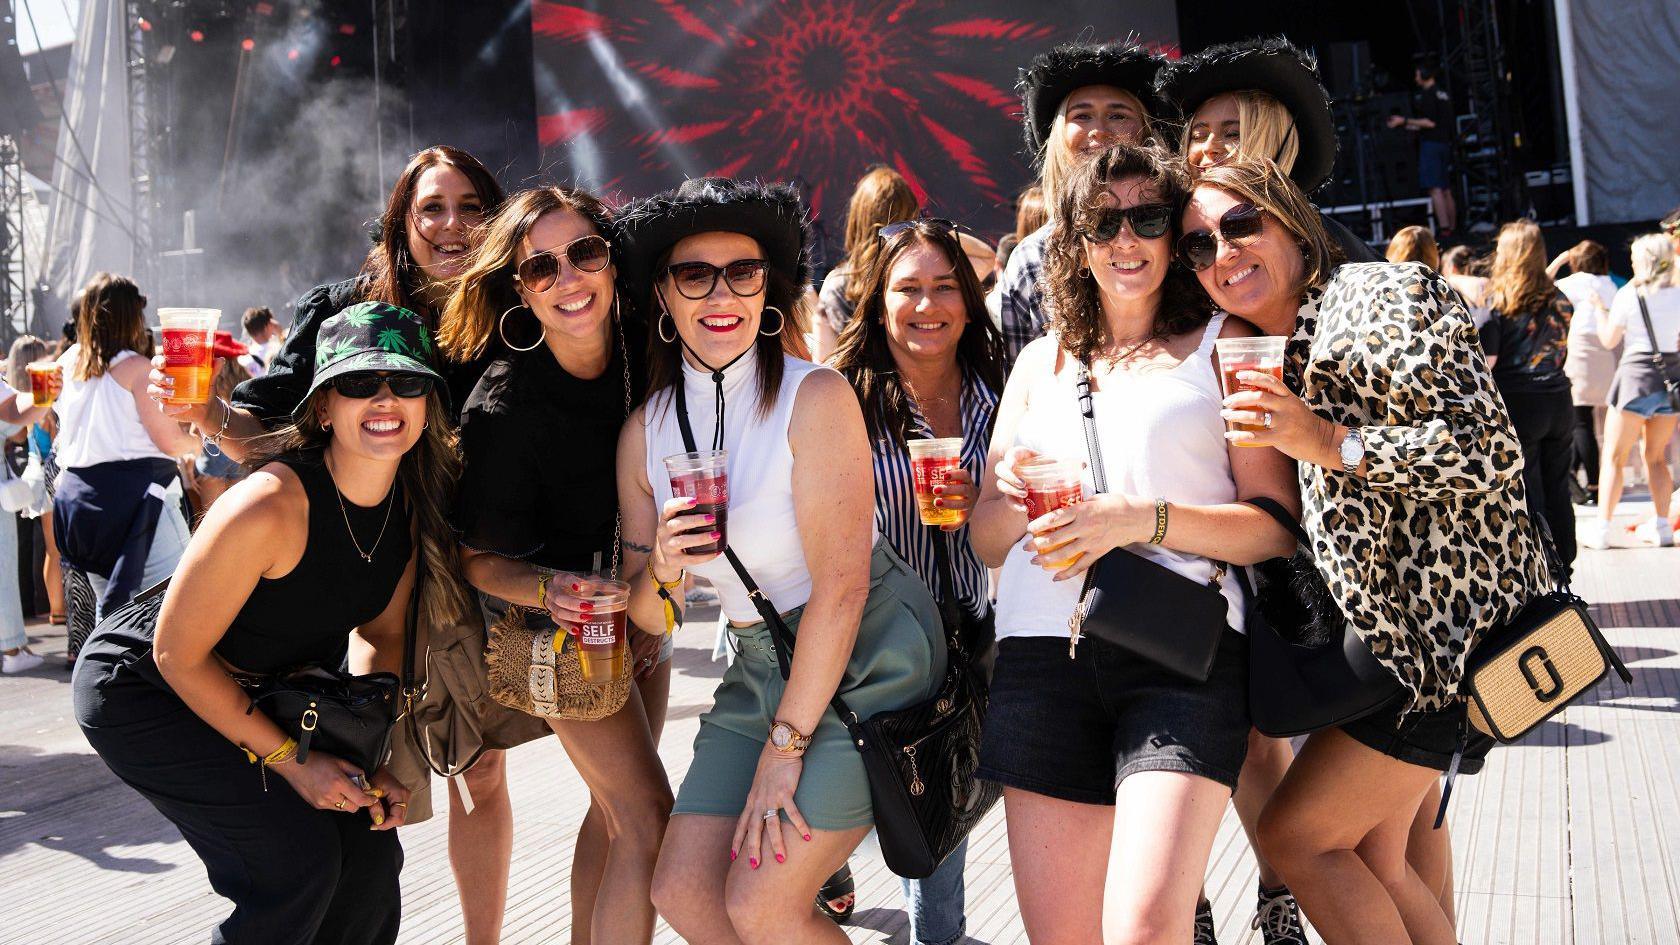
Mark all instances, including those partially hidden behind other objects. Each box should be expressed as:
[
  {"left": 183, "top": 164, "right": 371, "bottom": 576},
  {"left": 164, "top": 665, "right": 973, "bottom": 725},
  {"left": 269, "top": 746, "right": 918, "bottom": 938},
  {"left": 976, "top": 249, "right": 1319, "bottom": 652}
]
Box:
[{"left": 1288, "top": 262, "right": 1553, "bottom": 712}]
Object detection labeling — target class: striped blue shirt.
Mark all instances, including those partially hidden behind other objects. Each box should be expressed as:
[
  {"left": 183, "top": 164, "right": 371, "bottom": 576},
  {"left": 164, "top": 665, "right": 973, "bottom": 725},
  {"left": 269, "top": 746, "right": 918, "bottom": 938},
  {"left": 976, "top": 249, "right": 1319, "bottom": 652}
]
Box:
[{"left": 871, "top": 371, "right": 998, "bottom": 619}]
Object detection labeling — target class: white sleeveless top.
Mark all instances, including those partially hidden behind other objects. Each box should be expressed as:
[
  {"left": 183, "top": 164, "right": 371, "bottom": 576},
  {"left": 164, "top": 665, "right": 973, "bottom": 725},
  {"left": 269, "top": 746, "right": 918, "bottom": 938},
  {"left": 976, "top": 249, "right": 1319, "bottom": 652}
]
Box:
[
  {"left": 53, "top": 348, "right": 173, "bottom": 470},
  {"left": 644, "top": 349, "right": 876, "bottom": 623},
  {"left": 994, "top": 314, "right": 1246, "bottom": 640}
]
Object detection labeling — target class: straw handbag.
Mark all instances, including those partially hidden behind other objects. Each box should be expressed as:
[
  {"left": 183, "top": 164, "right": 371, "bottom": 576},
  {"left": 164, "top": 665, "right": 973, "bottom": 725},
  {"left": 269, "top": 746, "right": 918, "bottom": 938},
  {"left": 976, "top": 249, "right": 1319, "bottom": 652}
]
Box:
[{"left": 485, "top": 604, "right": 630, "bottom": 722}]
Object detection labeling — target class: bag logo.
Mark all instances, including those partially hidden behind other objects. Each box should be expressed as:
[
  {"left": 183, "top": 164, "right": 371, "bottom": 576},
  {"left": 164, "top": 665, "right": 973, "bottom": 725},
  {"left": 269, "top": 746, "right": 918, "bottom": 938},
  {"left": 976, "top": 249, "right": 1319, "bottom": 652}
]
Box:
[{"left": 1518, "top": 646, "right": 1564, "bottom": 701}]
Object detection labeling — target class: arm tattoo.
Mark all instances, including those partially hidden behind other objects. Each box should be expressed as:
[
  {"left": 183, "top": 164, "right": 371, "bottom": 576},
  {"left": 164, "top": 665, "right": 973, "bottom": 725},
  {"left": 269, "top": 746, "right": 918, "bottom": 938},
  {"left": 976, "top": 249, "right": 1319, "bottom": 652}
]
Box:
[{"left": 623, "top": 540, "right": 653, "bottom": 554}]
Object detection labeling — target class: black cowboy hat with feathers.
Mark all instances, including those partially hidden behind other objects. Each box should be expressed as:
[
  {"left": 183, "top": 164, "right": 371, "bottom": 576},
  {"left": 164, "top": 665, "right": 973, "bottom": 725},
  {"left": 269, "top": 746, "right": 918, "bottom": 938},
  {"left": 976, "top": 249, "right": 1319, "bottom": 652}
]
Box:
[
  {"left": 1152, "top": 36, "right": 1338, "bottom": 194},
  {"left": 614, "top": 177, "right": 813, "bottom": 301},
  {"left": 1017, "top": 39, "right": 1166, "bottom": 157}
]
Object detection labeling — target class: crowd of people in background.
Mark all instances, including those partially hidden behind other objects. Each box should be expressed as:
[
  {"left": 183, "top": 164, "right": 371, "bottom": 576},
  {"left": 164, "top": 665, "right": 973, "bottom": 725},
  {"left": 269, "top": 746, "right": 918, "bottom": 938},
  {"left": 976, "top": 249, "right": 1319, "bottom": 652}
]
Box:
[{"left": 0, "top": 28, "right": 1668, "bottom": 945}]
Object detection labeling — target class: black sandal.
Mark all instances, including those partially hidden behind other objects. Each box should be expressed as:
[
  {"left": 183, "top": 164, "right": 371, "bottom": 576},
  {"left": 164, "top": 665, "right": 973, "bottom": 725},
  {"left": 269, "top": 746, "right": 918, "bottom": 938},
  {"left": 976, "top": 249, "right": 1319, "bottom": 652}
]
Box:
[{"left": 815, "top": 863, "right": 856, "bottom": 924}]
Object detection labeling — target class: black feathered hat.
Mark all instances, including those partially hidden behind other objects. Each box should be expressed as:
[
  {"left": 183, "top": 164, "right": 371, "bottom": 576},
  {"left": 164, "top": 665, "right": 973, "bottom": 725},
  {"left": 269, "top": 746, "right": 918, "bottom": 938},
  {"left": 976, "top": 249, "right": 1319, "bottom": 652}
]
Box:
[
  {"left": 1153, "top": 36, "right": 1337, "bottom": 194},
  {"left": 615, "top": 177, "right": 813, "bottom": 299},
  {"left": 1018, "top": 39, "right": 1166, "bottom": 157}
]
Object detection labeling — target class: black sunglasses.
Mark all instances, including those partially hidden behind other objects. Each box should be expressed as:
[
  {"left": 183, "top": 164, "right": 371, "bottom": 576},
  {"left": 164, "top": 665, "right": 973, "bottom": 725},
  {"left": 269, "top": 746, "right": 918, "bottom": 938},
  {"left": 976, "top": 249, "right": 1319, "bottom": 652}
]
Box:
[
  {"left": 331, "top": 372, "right": 434, "bottom": 399},
  {"left": 664, "top": 259, "right": 769, "bottom": 301},
  {"left": 515, "top": 235, "right": 612, "bottom": 292},
  {"left": 1177, "top": 203, "right": 1266, "bottom": 272},
  {"left": 1082, "top": 203, "right": 1174, "bottom": 243},
  {"left": 879, "top": 218, "right": 960, "bottom": 242}
]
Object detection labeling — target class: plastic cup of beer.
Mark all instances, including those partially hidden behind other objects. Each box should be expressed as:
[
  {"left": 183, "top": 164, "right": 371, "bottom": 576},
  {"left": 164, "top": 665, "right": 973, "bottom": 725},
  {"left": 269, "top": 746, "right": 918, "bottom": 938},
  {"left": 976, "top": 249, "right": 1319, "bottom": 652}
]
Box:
[
  {"left": 664, "top": 450, "right": 729, "bottom": 556},
  {"left": 572, "top": 577, "right": 632, "bottom": 685},
  {"left": 907, "top": 437, "right": 965, "bottom": 526},
  {"left": 1019, "top": 458, "right": 1085, "bottom": 570},
  {"left": 1214, "top": 336, "right": 1287, "bottom": 443},
  {"left": 157, "top": 308, "right": 220, "bottom": 406},
  {"left": 26, "top": 361, "right": 61, "bottom": 407}
]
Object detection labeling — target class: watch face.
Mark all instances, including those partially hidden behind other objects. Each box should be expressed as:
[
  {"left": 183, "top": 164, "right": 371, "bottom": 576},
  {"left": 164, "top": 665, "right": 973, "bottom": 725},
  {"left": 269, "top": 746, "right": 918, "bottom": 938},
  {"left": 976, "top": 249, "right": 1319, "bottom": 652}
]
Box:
[{"left": 770, "top": 726, "right": 790, "bottom": 748}]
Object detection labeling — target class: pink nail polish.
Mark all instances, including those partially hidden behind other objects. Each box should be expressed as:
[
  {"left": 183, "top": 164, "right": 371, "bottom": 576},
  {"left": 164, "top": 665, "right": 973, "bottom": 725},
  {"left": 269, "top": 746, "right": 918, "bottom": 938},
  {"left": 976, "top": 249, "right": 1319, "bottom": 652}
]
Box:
[
  {"left": 803, "top": 833, "right": 812, "bottom": 841},
  {"left": 749, "top": 857, "right": 759, "bottom": 869},
  {"left": 710, "top": 530, "right": 722, "bottom": 539},
  {"left": 775, "top": 853, "right": 785, "bottom": 863},
  {"left": 704, "top": 514, "right": 716, "bottom": 523},
  {"left": 729, "top": 850, "right": 737, "bottom": 861}
]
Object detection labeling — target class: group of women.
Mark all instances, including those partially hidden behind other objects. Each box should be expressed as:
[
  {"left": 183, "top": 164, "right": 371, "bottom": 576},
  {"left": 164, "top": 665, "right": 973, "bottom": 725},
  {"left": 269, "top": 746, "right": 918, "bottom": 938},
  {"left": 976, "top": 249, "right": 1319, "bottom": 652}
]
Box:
[{"left": 63, "top": 32, "right": 1557, "bottom": 945}]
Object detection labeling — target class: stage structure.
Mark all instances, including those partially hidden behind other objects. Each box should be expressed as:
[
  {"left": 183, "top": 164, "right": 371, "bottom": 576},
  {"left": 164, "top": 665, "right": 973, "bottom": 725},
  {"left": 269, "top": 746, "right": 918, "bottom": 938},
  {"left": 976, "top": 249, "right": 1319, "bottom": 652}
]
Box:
[{"left": 0, "top": 135, "right": 24, "bottom": 343}]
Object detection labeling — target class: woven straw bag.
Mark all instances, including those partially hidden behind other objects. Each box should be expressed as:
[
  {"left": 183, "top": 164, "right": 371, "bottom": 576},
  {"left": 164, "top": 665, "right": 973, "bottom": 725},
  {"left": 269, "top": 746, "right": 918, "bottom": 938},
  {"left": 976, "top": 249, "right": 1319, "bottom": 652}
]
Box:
[
  {"left": 485, "top": 604, "right": 630, "bottom": 722},
  {"left": 1463, "top": 594, "right": 1626, "bottom": 741}
]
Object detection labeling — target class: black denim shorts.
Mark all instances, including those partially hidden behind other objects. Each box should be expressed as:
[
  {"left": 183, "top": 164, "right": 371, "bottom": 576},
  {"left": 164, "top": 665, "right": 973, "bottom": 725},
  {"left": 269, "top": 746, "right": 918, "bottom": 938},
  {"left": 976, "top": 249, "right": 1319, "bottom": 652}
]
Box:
[
  {"left": 1341, "top": 701, "right": 1495, "bottom": 774},
  {"left": 976, "top": 630, "right": 1251, "bottom": 805}
]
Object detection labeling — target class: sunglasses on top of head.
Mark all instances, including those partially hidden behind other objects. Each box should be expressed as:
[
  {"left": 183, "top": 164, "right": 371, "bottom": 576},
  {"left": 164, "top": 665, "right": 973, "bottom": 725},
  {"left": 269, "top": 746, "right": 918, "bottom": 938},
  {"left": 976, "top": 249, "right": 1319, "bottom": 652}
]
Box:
[
  {"left": 1081, "top": 203, "right": 1175, "bottom": 243},
  {"left": 515, "top": 235, "right": 612, "bottom": 292},
  {"left": 879, "top": 218, "right": 961, "bottom": 243},
  {"left": 664, "top": 259, "right": 770, "bottom": 301},
  {"left": 1177, "top": 202, "right": 1266, "bottom": 272},
  {"left": 331, "top": 372, "right": 434, "bottom": 399}
]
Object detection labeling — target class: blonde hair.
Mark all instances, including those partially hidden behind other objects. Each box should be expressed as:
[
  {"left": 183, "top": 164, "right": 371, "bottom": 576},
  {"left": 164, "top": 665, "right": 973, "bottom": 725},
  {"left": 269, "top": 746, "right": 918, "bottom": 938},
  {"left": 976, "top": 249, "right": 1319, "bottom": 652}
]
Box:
[
  {"left": 1488, "top": 219, "right": 1554, "bottom": 315},
  {"left": 1630, "top": 233, "right": 1676, "bottom": 289},
  {"left": 5, "top": 335, "right": 47, "bottom": 392},
  {"left": 1194, "top": 159, "right": 1343, "bottom": 294},
  {"left": 1385, "top": 226, "right": 1440, "bottom": 270},
  {"left": 1178, "top": 90, "right": 1300, "bottom": 176},
  {"left": 1039, "top": 87, "right": 1156, "bottom": 221},
  {"left": 840, "top": 166, "right": 918, "bottom": 305}
]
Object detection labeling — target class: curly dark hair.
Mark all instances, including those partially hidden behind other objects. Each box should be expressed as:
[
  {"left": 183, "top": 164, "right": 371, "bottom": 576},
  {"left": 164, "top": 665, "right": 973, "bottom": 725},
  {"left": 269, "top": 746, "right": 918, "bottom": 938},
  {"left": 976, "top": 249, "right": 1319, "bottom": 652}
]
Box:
[{"left": 1043, "top": 144, "right": 1213, "bottom": 364}]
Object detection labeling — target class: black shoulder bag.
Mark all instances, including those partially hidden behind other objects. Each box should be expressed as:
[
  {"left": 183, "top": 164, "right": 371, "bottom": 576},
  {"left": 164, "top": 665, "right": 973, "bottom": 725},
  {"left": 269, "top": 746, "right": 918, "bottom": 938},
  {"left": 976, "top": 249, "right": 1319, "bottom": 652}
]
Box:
[
  {"left": 673, "top": 385, "right": 1000, "bottom": 879},
  {"left": 1635, "top": 291, "right": 1680, "bottom": 411},
  {"left": 1240, "top": 497, "right": 1406, "bottom": 736},
  {"left": 1067, "top": 361, "right": 1229, "bottom": 681}
]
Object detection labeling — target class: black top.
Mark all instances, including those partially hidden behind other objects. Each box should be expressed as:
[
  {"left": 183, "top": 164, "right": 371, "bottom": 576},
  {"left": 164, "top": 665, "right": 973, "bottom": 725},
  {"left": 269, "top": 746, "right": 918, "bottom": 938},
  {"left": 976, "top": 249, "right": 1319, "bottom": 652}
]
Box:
[
  {"left": 215, "top": 452, "right": 412, "bottom": 674},
  {"left": 232, "top": 277, "right": 503, "bottom": 424},
  {"left": 1411, "top": 85, "right": 1454, "bottom": 144},
  {"left": 455, "top": 320, "right": 647, "bottom": 573},
  {"left": 1480, "top": 288, "right": 1574, "bottom": 395}
]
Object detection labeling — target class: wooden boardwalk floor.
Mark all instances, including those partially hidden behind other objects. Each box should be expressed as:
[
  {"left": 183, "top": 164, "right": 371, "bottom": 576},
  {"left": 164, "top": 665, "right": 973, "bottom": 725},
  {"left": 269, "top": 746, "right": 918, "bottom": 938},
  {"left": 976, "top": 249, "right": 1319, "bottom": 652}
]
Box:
[{"left": 2, "top": 496, "right": 1677, "bottom": 944}]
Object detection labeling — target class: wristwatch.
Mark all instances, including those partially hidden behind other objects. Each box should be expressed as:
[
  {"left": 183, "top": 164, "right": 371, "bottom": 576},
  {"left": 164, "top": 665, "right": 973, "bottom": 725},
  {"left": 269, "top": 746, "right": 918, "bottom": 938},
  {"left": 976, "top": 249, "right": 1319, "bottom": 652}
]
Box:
[
  {"left": 768, "top": 720, "right": 812, "bottom": 755},
  {"left": 1338, "top": 428, "right": 1366, "bottom": 474}
]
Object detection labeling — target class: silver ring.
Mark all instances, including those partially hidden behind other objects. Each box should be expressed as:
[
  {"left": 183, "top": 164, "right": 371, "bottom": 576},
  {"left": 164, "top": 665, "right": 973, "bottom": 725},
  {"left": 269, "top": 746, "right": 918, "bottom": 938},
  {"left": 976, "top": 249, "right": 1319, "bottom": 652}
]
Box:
[
  {"left": 1263, "top": 411, "right": 1274, "bottom": 429},
  {"left": 762, "top": 808, "right": 779, "bottom": 821}
]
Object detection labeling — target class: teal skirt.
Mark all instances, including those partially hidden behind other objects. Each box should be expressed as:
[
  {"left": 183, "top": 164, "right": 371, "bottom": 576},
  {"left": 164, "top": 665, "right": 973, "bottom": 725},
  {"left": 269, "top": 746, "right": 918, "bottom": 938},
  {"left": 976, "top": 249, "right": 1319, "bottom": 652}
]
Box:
[{"left": 673, "top": 541, "right": 946, "bottom": 830}]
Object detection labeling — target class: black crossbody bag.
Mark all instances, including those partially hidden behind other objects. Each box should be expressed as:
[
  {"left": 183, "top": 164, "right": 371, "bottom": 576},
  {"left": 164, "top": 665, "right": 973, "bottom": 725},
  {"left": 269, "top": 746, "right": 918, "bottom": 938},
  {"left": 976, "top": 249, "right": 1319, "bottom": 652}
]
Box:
[
  {"left": 1635, "top": 292, "right": 1680, "bottom": 411},
  {"left": 108, "top": 579, "right": 401, "bottom": 776},
  {"left": 1067, "top": 361, "right": 1229, "bottom": 681},
  {"left": 673, "top": 385, "right": 999, "bottom": 879}
]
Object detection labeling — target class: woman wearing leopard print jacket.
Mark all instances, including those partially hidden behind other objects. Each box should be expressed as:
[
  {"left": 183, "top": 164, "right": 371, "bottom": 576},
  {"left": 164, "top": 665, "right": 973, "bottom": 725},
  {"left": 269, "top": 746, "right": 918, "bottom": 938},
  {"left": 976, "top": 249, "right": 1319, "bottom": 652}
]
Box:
[{"left": 1179, "top": 159, "right": 1549, "bottom": 945}]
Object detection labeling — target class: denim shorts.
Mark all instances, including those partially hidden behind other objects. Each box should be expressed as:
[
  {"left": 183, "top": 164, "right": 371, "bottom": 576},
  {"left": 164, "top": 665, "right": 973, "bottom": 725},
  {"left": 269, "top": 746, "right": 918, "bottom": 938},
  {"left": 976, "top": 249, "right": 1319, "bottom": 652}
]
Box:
[
  {"left": 1341, "top": 701, "right": 1494, "bottom": 774},
  {"left": 1418, "top": 140, "right": 1451, "bottom": 190},
  {"left": 976, "top": 630, "right": 1251, "bottom": 805},
  {"left": 1621, "top": 389, "right": 1679, "bottom": 418}
]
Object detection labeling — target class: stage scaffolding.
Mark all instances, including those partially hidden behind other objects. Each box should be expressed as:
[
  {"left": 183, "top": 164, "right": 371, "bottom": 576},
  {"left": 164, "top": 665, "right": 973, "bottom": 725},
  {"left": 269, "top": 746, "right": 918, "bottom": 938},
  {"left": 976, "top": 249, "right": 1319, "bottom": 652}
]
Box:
[
  {"left": 1, "top": 134, "right": 23, "bottom": 346},
  {"left": 1439, "top": 0, "right": 1524, "bottom": 234}
]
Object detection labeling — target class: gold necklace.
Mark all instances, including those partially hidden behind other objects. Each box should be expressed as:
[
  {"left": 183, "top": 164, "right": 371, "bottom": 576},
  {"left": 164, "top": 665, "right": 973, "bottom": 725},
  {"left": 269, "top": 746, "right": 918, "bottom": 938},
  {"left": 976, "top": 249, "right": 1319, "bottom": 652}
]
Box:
[{"left": 325, "top": 457, "right": 396, "bottom": 564}]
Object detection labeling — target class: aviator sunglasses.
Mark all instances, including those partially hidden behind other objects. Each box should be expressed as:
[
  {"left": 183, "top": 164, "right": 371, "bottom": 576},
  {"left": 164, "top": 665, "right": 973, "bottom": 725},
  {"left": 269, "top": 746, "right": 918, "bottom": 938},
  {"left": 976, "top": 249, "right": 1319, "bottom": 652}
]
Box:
[
  {"left": 1082, "top": 203, "right": 1174, "bottom": 243},
  {"left": 664, "top": 259, "right": 770, "bottom": 300},
  {"left": 1177, "top": 202, "right": 1266, "bottom": 272},
  {"left": 879, "top": 218, "right": 961, "bottom": 242},
  {"left": 515, "top": 235, "right": 612, "bottom": 292},
  {"left": 331, "top": 372, "right": 435, "bottom": 399}
]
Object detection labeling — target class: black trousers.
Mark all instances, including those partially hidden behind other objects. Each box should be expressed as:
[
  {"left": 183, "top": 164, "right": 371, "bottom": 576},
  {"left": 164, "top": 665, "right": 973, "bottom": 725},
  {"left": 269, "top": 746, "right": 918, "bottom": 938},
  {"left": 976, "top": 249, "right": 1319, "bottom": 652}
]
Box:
[
  {"left": 1572, "top": 404, "right": 1601, "bottom": 488},
  {"left": 1502, "top": 387, "right": 1578, "bottom": 569},
  {"left": 74, "top": 661, "right": 402, "bottom": 945}
]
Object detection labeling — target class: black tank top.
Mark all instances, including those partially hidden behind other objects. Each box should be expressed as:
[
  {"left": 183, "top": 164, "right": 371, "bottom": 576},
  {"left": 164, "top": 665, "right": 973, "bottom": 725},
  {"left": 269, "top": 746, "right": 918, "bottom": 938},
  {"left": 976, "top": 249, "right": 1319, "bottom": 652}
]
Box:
[{"left": 214, "top": 452, "right": 412, "bottom": 674}]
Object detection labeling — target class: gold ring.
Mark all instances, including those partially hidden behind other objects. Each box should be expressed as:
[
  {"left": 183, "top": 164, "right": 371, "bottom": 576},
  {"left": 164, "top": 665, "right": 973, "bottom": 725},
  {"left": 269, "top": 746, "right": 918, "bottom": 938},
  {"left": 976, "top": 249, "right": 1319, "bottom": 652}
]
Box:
[
  {"left": 334, "top": 800, "right": 347, "bottom": 810},
  {"left": 392, "top": 802, "right": 408, "bottom": 808}
]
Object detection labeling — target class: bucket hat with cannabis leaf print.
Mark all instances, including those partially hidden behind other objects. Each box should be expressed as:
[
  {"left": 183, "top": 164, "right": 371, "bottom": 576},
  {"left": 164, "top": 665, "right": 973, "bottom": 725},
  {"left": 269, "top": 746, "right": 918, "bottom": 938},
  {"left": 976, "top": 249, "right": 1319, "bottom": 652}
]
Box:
[{"left": 296, "top": 301, "right": 445, "bottom": 416}]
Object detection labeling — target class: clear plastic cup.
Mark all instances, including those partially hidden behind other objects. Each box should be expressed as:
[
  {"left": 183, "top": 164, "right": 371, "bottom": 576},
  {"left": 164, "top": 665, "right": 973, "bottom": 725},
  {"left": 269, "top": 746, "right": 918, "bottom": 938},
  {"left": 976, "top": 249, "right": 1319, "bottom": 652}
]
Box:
[
  {"left": 571, "top": 577, "right": 632, "bottom": 685},
  {"left": 907, "top": 437, "right": 965, "bottom": 526},
  {"left": 157, "top": 308, "right": 221, "bottom": 406},
  {"left": 1018, "top": 458, "right": 1085, "bottom": 570},
  {"left": 664, "top": 450, "right": 729, "bottom": 555},
  {"left": 1214, "top": 336, "right": 1287, "bottom": 443},
  {"left": 26, "top": 361, "right": 61, "bottom": 407}
]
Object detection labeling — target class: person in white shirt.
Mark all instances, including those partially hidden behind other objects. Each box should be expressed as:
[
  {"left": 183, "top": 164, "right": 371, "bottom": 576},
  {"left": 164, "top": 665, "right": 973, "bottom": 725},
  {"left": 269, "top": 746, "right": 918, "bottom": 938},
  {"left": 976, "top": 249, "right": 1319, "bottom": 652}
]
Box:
[
  {"left": 1549, "top": 241, "right": 1620, "bottom": 506},
  {"left": 1588, "top": 234, "right": 1680, "bottom": 547},
  {"left": 239, "top": 306, "right": 284, "bottom": 378}
]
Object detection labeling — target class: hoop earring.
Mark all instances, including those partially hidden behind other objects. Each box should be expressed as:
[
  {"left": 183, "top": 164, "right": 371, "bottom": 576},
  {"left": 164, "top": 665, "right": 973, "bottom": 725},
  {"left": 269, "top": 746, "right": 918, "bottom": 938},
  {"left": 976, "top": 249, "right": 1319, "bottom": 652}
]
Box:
[
  {"left": 498, "top": 304, "right": 545, "bottom": 352},
  {"left": 759, "top": 305, "right": 786, "bottom": 337},
  {"left": 1077, "top": 266, "right": 1091, "bottom": 279},
  {"left": 657, "top": 311, "right": 678, "bottom": 344}
]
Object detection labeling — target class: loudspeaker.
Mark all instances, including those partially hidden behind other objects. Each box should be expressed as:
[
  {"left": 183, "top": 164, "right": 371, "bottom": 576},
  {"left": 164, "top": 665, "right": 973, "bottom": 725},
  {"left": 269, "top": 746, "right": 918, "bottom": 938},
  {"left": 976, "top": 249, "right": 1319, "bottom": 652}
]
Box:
[{"left": 1320, "top": 41, "right": 1372, "bottom": 102}]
